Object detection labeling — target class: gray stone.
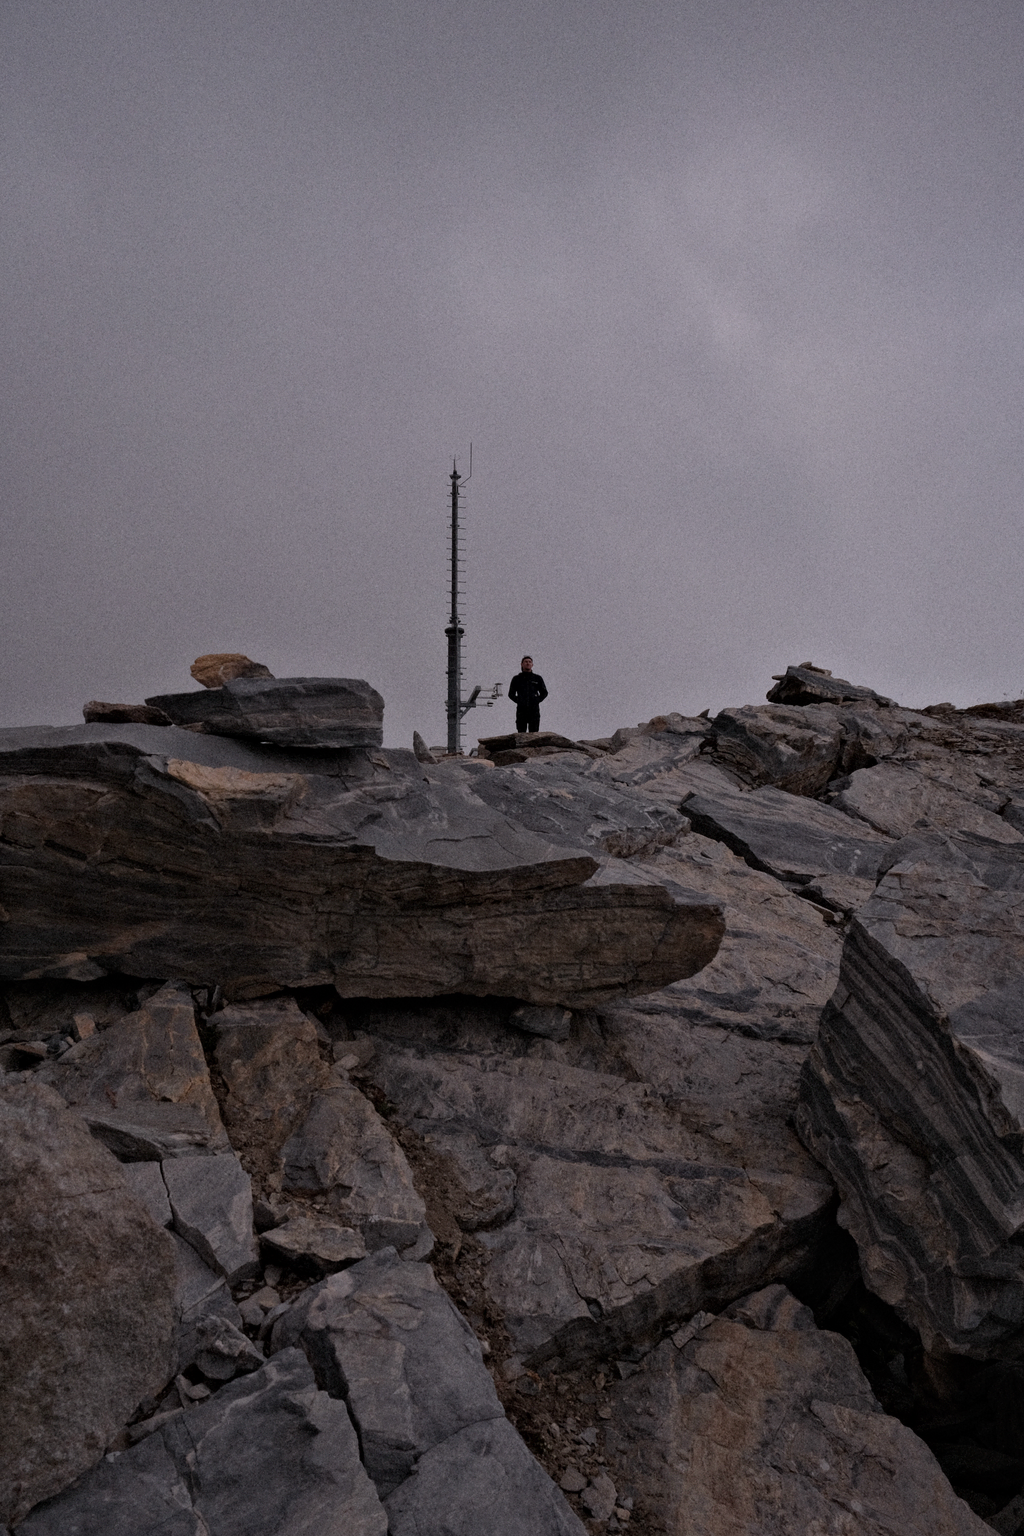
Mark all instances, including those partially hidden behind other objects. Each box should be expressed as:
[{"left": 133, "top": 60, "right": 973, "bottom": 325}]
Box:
[
  {"left": 0, "top": 724, "right": 723, "bottom": 1006},
  {"left": 0, "top": 1081, "right": 176, "bottom": 1527},
  {"left": 122, "top": 1160, "right": 172, "bottom": 1227},
  {"left": 260, "top": 1215, "right": 367, "bottom": 1273},
  {"left": 191, "top": 1313, "right": 265, "bottom": 1380},
  {"left": 280, "top": 1077, "right": 429, "bottom": 1252},
  {"left": 16, "top": 1349, "right": 387, "bottom": 1536},
  {"left": 37, "top": 983, "right": 228, "bottom": 1158},
  {"left": 681, "top": 774, "right": 892, "bottom": 887},
  {"left": 384, "top": 1417, "right": 587, "bottom": 1536},
  {"left": 796, "top": 834, "right": 1024, "bottom": 1359},
  {"left": 710, "top": 703, "right": 845, "bottom": 796},
  {"left": 162, "top": 1153, "right": 259, "bottom": 1284},
  {"left": 169, "top": 1231, "right": 243, "bottom": 1375},
  {"left": 510, "top": 1005, "right": 572, "bottom": 1042},
  {"left": 580, "top": 1471, "right": 617, "bottom": 1520},
  {"left": 602, "top": 1285, "right": 990, "bottom": 1536},
  {"left": 146, "top": 675, "right": 385, "bottom": 748},
  {"left": 83, "top": 701, "right": 172, "bottom": 725},
  {"left": 271, "top": 1249, "right": 504, "bottom": 1497}
]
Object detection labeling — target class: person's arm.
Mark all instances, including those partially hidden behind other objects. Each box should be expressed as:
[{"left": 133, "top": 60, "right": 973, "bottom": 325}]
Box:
[
  {"left": 535, "top": 675, "right": 548, "bottom": 703},
  {"left": 508, "top": 675, "right": 520, "bottom": 703}
]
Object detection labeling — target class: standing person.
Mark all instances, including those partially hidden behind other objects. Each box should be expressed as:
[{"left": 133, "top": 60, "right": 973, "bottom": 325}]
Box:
[{"left": 508, "top": 655, "right": 547, "bottom": 734}]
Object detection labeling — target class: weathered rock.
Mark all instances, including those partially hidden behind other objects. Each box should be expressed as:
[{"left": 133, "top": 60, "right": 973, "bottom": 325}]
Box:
[
  {"left": 37, "top": 982, "right": 228, "bottom": 1158},
  {"left": 831, "top": 761, "right": 1024, "bottom": 844},
  {"left": 710, "top": 704, "right": 845, "bottom": 796},
  {"left": 0, "top": 724, "right": 724, "bottom": 1006},
  {"left": 681, "top": 772, "right": 892, "bottom": 887},
  {"left": 189, "top": 653, "right": 275, "bottom": 688},
  {"left": 796, "top": 834, "right": 1024, "bottom": 1360},
  {"left": 0, "top": 1081, "right": 177, "bottom": 1527},
  {"left": 162, "top": 1153, "right": 259, "bottom": 1284},
  {"left": 602, "top": 1285, "right": 990, "bottom": 1535},
  {"left": 412, "top": 730, "right": 437, "bottom": 764},
  {"left": 170, "top": 1230, "right": 243, "bottom": 1375},
  {"left": 767, "top": 663, "right": 895, "bottom": 708},
  {"left": 272, "top": 1249, "right": 504, "bottom": 1496},
  {"left": 213, "top": 997, "right": 328, "bottom": 1179},
  {"left": 83, "top": 701, "right": 172, "bottom": 725},
  {"left": 16, "top": 1348, "right": 387, "bottom": 1536},
  {"left": 147, "top": 676, "right": 384, "bottom": 748},
  {"left": 260, "top": 1214, "right": 367, "bottom": 1273},
  {"left": 281, "top": 1076, "right": 429, "bottom": 1253},
  {"left": 385, "top": 1416, "right": 588, "bottom": 1536},
  {"left": 356, "top": 860, "right": 837, "bottom": 1370},
  {"left": 191, "top": 1312, "right": 265, "bottom": 1380},
  {"left": 510, "top": 1004, "right": 572, "bottom": 1041},
  {"left": 123, "top": 1160, "right": 173, "bottom": 1226}
]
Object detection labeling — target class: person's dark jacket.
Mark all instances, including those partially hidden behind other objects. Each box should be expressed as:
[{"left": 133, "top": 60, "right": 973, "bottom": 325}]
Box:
[{"left": 508, "top": 671, "right": 548, "bottom": 708}]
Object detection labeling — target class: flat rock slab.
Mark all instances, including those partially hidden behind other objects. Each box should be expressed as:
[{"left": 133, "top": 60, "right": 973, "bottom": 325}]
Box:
[
  {"left": 146, "top": 676, "right": 385, "bottom": 748},
  {"left": 0, "top": 1082, "right": 177, "bottom": 1527},
  {"left": 16, "top": 1349, "right": 387, "bottom": 1536},
  {"left": 797, "top": 834, "right": 1024, "bottom": 1359},
  {"left": 766, "top": 664, "right": 895, "bottom": 708},
  {"left": 681, "top": 775, "right": 892, "bottom": 886},
  {"left": 261, "top": 1214, "right": 366, "bottom": 1273},
  {"left": 602, "top": 1284, "right": 989, "bottom": 1535},
  {"left": 0, "top": 725, "right": 723, "bottom": 1006},
  {"left": 37, "top": 982, "right": 228, "bottom": 1157},
  {"left": 281, "top": 1077, "right": 429, "bottom": 1253},
  {"left": 832, "top": 761, "right": 1023, "bottom": 843},
  {"left": 385, "top": 1417, "right": 587, "bottom": 1536},
  {"left": 162, "top": 1153, "right": 258, "bottom": 1284},
  {"left": 272, "top": 1249, "right": 504, "bottom": 1497}
]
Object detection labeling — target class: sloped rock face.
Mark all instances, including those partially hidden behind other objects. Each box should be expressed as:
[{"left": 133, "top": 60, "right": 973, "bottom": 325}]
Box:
[
  {"left": 147, "top": 676, "right": 384, "bottom": 748},
  {"left": 0, "top": 724, "right": 723, "bottom": 1005},
  {"left": 797, "top": 834, "right": 1024, "bottom": 1360},
  {"left": 0, "top": 1081, "right": 177, "bottom": 1527},
  {"left": 18, "top": 1349, "right": 388, "bottom": 1536},
  {"left": 601, "top": 1285, "right": 990, "bottom": 1535}
]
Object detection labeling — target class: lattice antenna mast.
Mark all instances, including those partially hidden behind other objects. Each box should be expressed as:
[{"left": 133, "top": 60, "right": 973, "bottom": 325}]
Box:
[
  {"left": 445, "top": 453, "right": 468, "bottom": 754},
  {"left": 444, "top": 447, "right": 501, "bottom": 755}
]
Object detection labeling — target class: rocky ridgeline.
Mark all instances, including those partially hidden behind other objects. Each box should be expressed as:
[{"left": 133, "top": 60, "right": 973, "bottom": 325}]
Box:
[{"left": 3, "top": 657, "right": 1024, "bottom": 1532}]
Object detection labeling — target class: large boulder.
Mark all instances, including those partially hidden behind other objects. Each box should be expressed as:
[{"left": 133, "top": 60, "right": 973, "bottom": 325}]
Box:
[
  {"left": 0, "top": 1082, "right": 177, "bottom": 1527},
  {"left": 146, "top": 676, "right": 384, "bottom": 748},
  {"left": 766, "top": 663, "right": 895, "bottom": 708},
  {"left": 601, "top": 1285, "right": 990, "bottom": 1535},
  {"left": 16, "top": 1349, "right": 388, "bottom": 1536},
  {"left": 796, "top": 834, "right": 1024, "bottom": 1359},
  {"left": 710, "top": 703, "right": 845, "bottom": 796},
  {"left": 0, "top": 725, "right": 723, "bottom": 1006}
]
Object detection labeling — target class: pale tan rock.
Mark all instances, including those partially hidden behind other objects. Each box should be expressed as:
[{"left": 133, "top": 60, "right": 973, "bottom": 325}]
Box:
[
  {"left": 37, "top": 982, "right": 228, "bottom": 1158},
  {"left": 213, "top": 997, "right": 329, "bottom": 1180},
  {"left": 603, "top": 1285, "right": 990, "bottom": 1536},
  {"left": 0, "top": 1081, "right": 177, "bottom": 1527},
  {"left": 189, "top": 653, "right": 274, "bottom": 688}
]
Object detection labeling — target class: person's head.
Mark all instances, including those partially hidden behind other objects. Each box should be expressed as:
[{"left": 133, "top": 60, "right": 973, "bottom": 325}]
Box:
[{"left": 521, "top": 656, "right": 533, "bottom": 672}]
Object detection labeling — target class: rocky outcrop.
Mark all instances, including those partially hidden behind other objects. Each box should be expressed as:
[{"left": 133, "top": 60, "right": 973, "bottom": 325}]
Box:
[
  {"left": 147, "top": 676, "right": 384, "bottom": 747},
  {"left": 796, "top": 833, "right": 1024, "bottom": 1360},
  {"left": 766, "top": 662, "right": 895, "bottom": 708},
  {"left": 17, "top": 1349, "right": 388, "bottom": 1536},
  {"left": 0, "top": 722, "right": 724, "bottom": 1005},
  {"left": 0, "top": 1081, "right": 177, "bottom": 1527},
  {"left": 601, "top": 1285, "right": 990, "bottom": 1535}
]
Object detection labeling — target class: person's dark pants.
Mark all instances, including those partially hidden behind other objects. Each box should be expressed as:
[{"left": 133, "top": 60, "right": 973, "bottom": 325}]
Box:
[{"left": 516, "top": 706, "right": 540, "bottom": 733}]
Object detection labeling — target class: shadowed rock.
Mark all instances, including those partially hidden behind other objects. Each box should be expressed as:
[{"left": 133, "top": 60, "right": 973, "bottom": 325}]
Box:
[
  {"left": 0, "top": 1082, "right": 177, "bottom": 1527},
  {"left": 767, "top": 664, "right": 895, "bottom": 708},
  {"left": 602, "top": 1285, "right": 991, "bottom": 1535}
]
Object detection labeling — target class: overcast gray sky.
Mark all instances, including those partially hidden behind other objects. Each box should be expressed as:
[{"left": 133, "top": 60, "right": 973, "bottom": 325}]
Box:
[{"left": 4, "top": 0, "right": 1024, "bottom": 747}]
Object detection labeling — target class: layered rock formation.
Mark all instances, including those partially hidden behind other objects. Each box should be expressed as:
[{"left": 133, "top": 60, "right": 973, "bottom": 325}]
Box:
[{"left": 8, "top": 662, "right": 1024, "bottom": 1531}]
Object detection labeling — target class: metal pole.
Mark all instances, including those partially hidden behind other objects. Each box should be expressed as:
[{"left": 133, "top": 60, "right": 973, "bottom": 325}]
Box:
[{"left": 445, "top": 463, "right": 463, "bottom": 754}]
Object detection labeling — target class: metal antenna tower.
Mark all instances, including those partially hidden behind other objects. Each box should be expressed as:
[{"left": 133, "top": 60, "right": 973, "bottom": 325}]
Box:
[{"left": 445, "top": 448, "right": 501, "bottom": 754}]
